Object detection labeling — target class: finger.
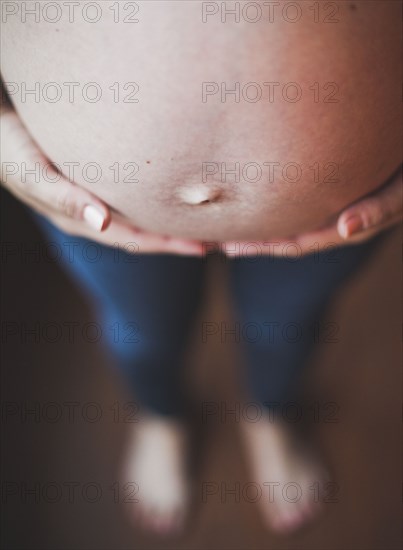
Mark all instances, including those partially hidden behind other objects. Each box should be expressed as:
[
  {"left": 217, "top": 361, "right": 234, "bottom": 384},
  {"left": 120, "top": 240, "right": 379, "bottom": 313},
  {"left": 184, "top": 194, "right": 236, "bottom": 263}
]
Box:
[
  {"left": 1, "top": 109, "right": 110, "bottom": 231},
  {"left": 116, "top": 230, "right": 203, "bottom": 256},
  {"left": 99, "top": 219, "right": 203, "bottom": 256},
  {"left": 337, "top": 167, "right": 402, "bottom": 240},
  {"left": 48, "top": 213, "right": 203, "bottom": 256},
  {"left": 293, "top": 224, "right": 342, "bottom": 254},
  {"left": 224, "top": 225, "right": 343, "bottom": 258},
  {"left": 109, "top": 212, "right": 204, "bottom": 255},
  {"left": 153, "top": 235, "right": 203, "bottom": 256}
]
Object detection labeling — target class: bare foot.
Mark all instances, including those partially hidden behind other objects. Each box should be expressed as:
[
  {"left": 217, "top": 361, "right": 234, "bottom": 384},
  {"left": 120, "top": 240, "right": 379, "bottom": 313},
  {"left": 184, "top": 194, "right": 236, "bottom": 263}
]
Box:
[
  {"left": 240, "top": 411, "right": 329, "bottom": 534},
  {"left": 122, "top": 413, "right": 189, "bottom": 536}
]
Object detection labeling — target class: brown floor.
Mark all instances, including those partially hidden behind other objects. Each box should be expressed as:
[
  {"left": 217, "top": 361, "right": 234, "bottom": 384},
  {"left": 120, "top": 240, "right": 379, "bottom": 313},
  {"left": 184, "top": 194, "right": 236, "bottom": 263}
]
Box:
[{"left": 1, "top": 189, "right": 401, "bottom": 550}]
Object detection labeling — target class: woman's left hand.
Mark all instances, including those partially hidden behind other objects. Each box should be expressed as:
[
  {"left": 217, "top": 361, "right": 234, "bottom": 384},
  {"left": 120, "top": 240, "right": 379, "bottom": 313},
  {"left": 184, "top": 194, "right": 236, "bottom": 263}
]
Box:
[{"left": 222, "top": 166, "right": 402, "bottom": 258}]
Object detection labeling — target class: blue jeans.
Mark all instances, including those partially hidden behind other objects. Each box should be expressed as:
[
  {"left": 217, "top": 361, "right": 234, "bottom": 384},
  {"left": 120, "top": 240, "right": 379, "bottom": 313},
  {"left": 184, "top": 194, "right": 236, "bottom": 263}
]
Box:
[{"left": 34, "top": 213, "right": 378, "bottom": 416}]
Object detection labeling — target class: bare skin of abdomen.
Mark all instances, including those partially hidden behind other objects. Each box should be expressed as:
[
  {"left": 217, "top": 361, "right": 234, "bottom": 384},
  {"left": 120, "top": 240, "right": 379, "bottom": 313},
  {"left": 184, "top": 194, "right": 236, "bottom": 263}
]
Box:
[{"left": 2, "top": 1, "right": 401, "bottom": 241}]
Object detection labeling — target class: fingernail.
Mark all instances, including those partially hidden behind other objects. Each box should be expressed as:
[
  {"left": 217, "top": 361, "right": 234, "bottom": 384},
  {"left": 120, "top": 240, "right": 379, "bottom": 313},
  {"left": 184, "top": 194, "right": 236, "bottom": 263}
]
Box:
[
  {"left": 83, "top": 205, "right": 105, "bottom": 231},
  {"left": 340, "top": 214, "right": 364, "bottom": 239}
]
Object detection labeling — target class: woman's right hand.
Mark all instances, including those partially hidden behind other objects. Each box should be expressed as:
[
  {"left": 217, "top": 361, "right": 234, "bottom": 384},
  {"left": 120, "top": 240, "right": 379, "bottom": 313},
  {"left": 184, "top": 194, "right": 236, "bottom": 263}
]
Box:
[{"left": 0, "top": 104, "right": 203, "bottom": 256}]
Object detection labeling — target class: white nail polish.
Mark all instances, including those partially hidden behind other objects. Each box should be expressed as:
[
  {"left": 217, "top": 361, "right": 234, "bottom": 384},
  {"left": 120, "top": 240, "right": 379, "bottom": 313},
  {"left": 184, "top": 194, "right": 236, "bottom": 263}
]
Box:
[
  {"left": 338, "top": 224, "right": 349, "bottom": 239},
  {"left": 83, "top": 205, "right": 105, "bottom": 231}
]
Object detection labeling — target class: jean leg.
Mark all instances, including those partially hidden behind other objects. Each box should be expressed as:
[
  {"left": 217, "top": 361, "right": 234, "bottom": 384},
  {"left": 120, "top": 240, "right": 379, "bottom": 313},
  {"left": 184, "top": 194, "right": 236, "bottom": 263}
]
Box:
[
  {"left": 33, "top": 214, "right": 206, "bottom": 416},
  {"left": 229, "top": 239, "right": 381, "bottom": 410}
]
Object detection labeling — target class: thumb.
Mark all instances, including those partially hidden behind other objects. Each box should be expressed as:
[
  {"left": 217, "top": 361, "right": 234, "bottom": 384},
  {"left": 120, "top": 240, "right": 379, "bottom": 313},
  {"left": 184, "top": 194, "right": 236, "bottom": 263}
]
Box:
[{"left": 337, "top": 167, "right": 402, "bottom": 240}]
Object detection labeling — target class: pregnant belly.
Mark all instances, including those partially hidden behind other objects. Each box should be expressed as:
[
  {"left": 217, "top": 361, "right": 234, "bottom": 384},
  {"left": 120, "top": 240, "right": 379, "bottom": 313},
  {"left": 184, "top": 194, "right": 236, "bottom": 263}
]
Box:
[{"left": 2, "top": 1, "right": 401, "bottom": 241}]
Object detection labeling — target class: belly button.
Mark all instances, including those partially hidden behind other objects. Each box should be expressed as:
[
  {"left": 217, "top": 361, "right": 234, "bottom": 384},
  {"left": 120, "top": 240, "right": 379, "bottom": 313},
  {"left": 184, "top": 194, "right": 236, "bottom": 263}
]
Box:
[{"left": 177, "top": 185, "right": 222, "bottom": 206}]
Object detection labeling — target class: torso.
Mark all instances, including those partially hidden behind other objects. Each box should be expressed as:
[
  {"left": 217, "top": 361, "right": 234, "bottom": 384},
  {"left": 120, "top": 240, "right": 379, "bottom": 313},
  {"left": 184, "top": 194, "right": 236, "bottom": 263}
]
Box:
[{"left": 2, "top": 1, "right": 401, "bottom": 240}]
